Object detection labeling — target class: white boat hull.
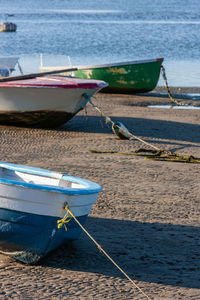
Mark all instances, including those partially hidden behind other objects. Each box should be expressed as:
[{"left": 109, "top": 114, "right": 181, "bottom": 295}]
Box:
[
  {"left": 0, "top": 76, "right": 107, "bottom": 128},
  {"left": 0, "top": 86, "right": 94, "bottom": 112}
]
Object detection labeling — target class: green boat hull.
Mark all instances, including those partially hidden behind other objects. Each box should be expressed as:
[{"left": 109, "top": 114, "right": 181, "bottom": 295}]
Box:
[{"left": 74, "top": 58, "right": 163, "bottom": 94}]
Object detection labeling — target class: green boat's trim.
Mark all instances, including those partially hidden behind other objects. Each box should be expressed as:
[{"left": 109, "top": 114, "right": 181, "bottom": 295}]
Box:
[
  {"left": 74, "top": 58, "right": 164, "bottom": 93},
  {"left": 74, "top": 58, "right": 163, "bottom": 70}
]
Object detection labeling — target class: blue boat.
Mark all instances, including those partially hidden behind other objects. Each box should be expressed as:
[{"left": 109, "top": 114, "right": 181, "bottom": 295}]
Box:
[
  {"left": 0, "top": 56, "right": 19, "bottom": 77},
  {"left": 0, "top": 162, "right": 102, "bottom": 264},
  {"left": 0, "top": 14, "right": 17, "bottom": 32}
]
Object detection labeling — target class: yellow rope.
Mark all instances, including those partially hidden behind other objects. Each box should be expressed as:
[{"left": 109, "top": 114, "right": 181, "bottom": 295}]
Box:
[
  {"left": 89, "top": 97, "right": 160, "bottom": 151},
  {"left": 113, "top": 123, "right": 160, "bottom": 151},
  {"left": 88, "top": 98, "right": 200, "bottom": 163},
  {"left": 90, "top": 149, "right": 200, "bottom": 163},
  {"left": 57, "top": 206, "right": 151, "bottom": 300},
  {"left": 160, "top": 65, "right": 188, "bottom": 106},
  {"left": 57, "top": 209, "right": 72, "bottom": 231}
]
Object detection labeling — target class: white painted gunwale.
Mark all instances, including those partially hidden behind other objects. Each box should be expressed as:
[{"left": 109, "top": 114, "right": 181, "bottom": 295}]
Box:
[
  {"left": 75, "top": 57, "right": 164, "bottom": 70},
  {"left": 0, "top": 183, "right": 98, "bottom": 217},
  {"left": 0, "top": 162, "right": 101, "bottom": 217}
]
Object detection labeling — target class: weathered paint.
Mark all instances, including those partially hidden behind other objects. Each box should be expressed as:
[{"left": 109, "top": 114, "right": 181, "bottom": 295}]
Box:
[
  {"left": 74, "top": 58, "right": 164, "bottom": 94},
  {"left": 116, "top": 79, "right": 128, "bottom": 85},
  {"left": 84, "top": 70, "right": 93, "bottom": 77},
  {"left": 107, "top": 67, "right": 128, "bottom": 75}
]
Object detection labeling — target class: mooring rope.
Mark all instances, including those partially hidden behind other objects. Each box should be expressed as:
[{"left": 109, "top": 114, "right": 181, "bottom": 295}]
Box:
[
  {"left": 88, "top": 97, "right": 200, "bottom": 163},
  {"left": 57, "top": 208, "right": 72, "bottom": 231},
  {"left": 90, "top": 149, "right": 200, "bottom": 163},
  {"left": 160, "top": 65, "right": 188, "bottom": 106},
  {"left": 57, "top": 206, "right": 151, "bottom": 300},
  {"left": 88, "top": 97, "right": 160, "bottom": 151}
]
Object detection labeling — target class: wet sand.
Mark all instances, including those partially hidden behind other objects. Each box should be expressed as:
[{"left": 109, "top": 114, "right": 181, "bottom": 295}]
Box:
[{"left": 0, "top": 91, "right": 199, "bottom": 299}]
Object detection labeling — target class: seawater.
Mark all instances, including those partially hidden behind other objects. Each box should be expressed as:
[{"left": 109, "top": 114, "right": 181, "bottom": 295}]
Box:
[
  {"left": 149, "top": 105, "right": 200, "bottom": 110},
  {"left": 1, "top": 0, "right": 200, "bottom": 87}
]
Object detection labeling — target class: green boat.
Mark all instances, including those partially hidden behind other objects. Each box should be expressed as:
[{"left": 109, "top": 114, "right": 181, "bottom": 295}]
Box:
[
  {"left": 74, "top": 58, "right": 163, "bottom": 93},
  {"left": 40, "top": 57, "right": 163, "bottom": 94}
]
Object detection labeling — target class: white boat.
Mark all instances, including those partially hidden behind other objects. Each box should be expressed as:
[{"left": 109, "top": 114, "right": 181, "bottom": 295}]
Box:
[
  {"left": 0, "top": 161, "right": 102, "bottom": 263},
  {"left": 0, "top": 75, "right": 107, "bottom": 128},
  {"left": 0, "top": 56, "right": 20, "bottom": 77}
]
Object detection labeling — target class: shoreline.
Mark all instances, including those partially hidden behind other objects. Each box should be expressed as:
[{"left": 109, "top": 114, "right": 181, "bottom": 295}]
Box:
[
  {"left": 0, "top": 92, "right": 199, "bottom": 299},
  {"left": 155, "top": 86, "right": 200, "bottom": 94},
  {"left": 142, "top": 86, "right": 200, "bottom": 101}
]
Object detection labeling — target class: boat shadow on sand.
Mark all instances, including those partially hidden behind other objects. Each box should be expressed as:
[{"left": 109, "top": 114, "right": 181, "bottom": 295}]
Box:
[
  {"left": 63, "top": 115, "right": 200, "bottom": 144},
  {"left": 42, "top": 217, "right": 200, "bottom": 289}
]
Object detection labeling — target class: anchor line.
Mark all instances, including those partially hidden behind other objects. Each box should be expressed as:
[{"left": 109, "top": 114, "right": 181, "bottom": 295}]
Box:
[
  {"left": 57, "top": 206, "right": 151, "bottom": 300},
  {"left": 88, "top": 97, "right": 200, "bottom": 163},
  {"left": 160, "top": 65, "right": 188, "bottom": 106},
  {"left": 88, "top": 97, "right": 160, "bottom": 151}
]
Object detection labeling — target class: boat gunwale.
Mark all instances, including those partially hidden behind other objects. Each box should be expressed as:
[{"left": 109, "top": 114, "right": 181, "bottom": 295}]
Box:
[
  {"left": 70, "top": 57, "right": 164, "bottom": 70},
  {"left": 0, "top": 76, "right": 108, "bottom": 89},
  {"left": 0, "top": 163, "right": 102, "bottom": 195},
  {"left": 40, "top": 58, "right": 164, "bottom": 72}
]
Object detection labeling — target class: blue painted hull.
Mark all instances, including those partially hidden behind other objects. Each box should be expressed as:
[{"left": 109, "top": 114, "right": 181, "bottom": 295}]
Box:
[
  {"left": 0, "top": 161, "right": 101, "bottom": 263},
  {"left": 0, "top": 68, "right": 14, "bottom": 77},
  {"left": 0, "top": 208, "right": 87, "bottom": 264}
]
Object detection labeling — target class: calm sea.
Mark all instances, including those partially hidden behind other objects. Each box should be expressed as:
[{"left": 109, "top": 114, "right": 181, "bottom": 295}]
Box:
[{"left": 1, "top": 0, "right": 200, "bottom": 86}]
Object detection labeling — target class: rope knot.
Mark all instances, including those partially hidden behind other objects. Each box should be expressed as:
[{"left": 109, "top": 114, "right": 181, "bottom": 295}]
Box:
[{"left": 57, "top": 205, "right": 72, "bottom": 231}]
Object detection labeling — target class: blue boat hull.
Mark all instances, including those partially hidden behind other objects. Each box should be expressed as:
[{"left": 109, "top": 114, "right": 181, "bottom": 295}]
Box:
[
  {"left": 0, "top": 68, "right": 14, "bottom": 77},
  {"left": 0, "top": 208, "right": 87, "bottom": 264},
  {"left": 0, "top": 161, "right": 101, "bottom": 263}
]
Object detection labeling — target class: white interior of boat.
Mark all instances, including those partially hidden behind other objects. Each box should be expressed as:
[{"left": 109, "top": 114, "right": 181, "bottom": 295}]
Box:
[
  {"left": 40, "top": 54, "right": 163, "bottom": 70},
  {"left": 0, "top": 168, "right": 85, "bottom": 189}
]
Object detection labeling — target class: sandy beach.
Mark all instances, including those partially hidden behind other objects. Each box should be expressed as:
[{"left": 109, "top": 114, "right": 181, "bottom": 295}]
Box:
[{"left": 0, "top": 90, "right": 199, "bottom": 299}]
